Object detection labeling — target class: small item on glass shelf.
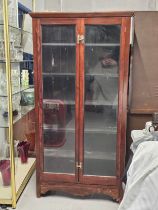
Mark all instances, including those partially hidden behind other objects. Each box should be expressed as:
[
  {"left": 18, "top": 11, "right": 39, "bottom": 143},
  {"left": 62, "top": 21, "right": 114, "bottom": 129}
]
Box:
[
  {"left": 25, "top": 132, "right": 35, "bottom": 151},
  {"left": 21, "top": 69, "right": 29, "bottom": 87},
  {"left": 101, "top": 57, "right": 117, "bottom": 68},
  {"left": 20, "top": 88, "right": 34, "bottom": 106},
  {"left": 0, "top": 159, "right": 11, "bottom": 186},
  {"left": 17, "top": 141, "right": 30, "bottom": 163},
  {"left": 3, "top": 109, "right": 18, "bottom": 118}
]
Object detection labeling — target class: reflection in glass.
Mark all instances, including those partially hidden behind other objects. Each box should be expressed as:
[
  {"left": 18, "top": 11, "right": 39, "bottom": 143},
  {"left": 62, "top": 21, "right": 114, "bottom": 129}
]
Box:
[
  {"left": 43, "top": 75, "right": 75, "bottom": 101},
  {"left": 85, "top": 25, "right": 120, "bottom": 44},
  {"left": 42, "top": 25, "right": 76, "bottom": 174},
  {"left": 84, "top": 25, "right": 120, "bottom": 176},
  {"left": 42, "top": 46, "right": 76, "bottom": 73},
  {"left": 85, "top": 46, "right": 119, "bottom": 75}
]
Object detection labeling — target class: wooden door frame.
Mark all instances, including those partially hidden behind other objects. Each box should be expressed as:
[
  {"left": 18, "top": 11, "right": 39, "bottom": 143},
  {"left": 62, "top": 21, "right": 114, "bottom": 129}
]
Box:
[
  {"left": 33, "top": 18, "right": 81, "bottom": 187},
  {"left": 32, "top": 15, "right": 131, "bottom": 195},
  {"left": 78, "top": 17, "right": 131, "bottom": 186}
]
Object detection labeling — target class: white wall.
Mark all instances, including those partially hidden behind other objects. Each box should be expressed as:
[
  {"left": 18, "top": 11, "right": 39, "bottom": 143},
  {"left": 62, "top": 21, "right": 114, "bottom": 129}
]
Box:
[
  {"left": 18, "top": 0, "right": 32, "bottom": 9},
  {"left": 44, "top": 0, "right": 157, "bottom": 11},
  {"left": 18, "top": 0, "right": 45, "bottom": 11},
  {"left": 34, "top": 0, "right": 45, "bottom": 11},
  {"left": 156, "top": 0, "right": 158, "bottom": 10}
]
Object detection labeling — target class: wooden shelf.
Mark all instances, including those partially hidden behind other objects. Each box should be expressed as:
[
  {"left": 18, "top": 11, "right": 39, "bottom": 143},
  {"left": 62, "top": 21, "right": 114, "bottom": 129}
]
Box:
[
  {"left": 86, "top": 72, "right": 118, "bottom": 77},
  {"left": 43, "top": 99, "right": 75, "bottom": 105},
  {"left": 43, "top": 72, "right": 75, "bottom": 76},
  {"left": 44, "top": 148, "right": 115, "bottom": 161},
  {"left": 42, "top": 43, "right": 120, "bottom": 47},
  {"left": 85, "top": 127, "right": 117, "bottom": 134},
  {"left": 43, "top": 96, "right": 117, "bottom": 106},
  {"left": 0, "top": 158, "right": 35, "bottom": 204},
  {"left": 42, "top": 100, "right": 117, "bottom": 106},
  {"left": 43, "top": 110, "right": 117, "bottom": 134},
  {"left": 85, "top": 43, "right": 120, "bottom": 47},
  {"left": 42, "top": 43, "right": 76, "bottom": 46},
  {"left": 85, "top": 100, "right": 117, "bottom": 106},
  {"left": 42, "top": 72, "right": 118, "bottom": 78}
]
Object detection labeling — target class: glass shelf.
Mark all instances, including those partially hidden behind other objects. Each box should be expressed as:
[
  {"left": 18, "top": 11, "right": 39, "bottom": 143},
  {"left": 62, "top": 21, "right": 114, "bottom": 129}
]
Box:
[
  {"left": 85, "top": 43, "right": 120, "bottom": 47},
  {"left": 0, "top": 85, "right": 34, "bottom": 97},
  {"left": 0, "top": 23, "right": 32, "bottom": 35},
  {"left": 0, "top": 105, "right": 34, "bottom": 128},
  {"left": 42, "top": 43, "right": 76, "bottom": 46},
  {"left": 0, "top": 60, "right": 33, "bottom": 63}
]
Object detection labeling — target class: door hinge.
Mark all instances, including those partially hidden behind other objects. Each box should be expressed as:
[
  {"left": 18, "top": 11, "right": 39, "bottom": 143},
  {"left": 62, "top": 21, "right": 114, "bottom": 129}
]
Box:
[
  {"left": 77, "top": 34, "right": 84, "bottom": 44},
  {"left": 76, "top": 162, "right": 82, "bottom": 169}
]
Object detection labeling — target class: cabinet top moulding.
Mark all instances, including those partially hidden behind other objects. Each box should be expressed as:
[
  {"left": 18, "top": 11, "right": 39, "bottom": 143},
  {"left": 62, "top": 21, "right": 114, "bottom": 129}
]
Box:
[{"left": 30, "top": 12, "right": 134, "bottom": 18}]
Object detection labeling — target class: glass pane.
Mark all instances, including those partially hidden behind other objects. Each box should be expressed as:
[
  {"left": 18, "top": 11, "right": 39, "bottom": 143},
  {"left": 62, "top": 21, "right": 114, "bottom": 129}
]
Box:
[
  {"left": 85, "top": 25, "right": 120, "bottom": 43},
  {"left": 85, "top": 46, "right": 119, "bottom": 75},
  {"left": 42, "top": 46, "right": 76, "bottom": 74},
  {"left": 42, "top": 25, "right": 75, "bottom": 43},
  {"left": 42, "top": 25, "right": 76, "bottom": 174},
  {"left": 43, "top": 104, "right": 75, "bottom": 174},
  {"left": 84, "top": 24, "right": 120, "bottom": 176}
]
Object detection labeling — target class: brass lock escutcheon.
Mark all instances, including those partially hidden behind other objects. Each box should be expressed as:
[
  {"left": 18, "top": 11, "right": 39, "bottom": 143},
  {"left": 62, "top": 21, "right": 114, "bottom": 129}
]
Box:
[
  {"left": 76, "top": 162, "right": 82, "bottom": 169},
  {"left": 77, "top": 34, "right": 84, "bottom": 44}
]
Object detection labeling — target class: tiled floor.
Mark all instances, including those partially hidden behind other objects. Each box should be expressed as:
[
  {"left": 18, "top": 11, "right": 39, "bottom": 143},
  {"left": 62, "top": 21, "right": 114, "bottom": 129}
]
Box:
[{"left": 10, "top": 173, "right": 119, "bottom": 210}]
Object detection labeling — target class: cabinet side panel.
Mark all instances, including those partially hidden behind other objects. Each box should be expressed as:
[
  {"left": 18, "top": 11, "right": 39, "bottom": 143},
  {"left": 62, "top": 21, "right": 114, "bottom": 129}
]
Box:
[
  {"left": 32, "top": 18, "right": 42, "bottom": 197},
  {"left": 117, "top": 17, "right": 131, "bottom": 184}
]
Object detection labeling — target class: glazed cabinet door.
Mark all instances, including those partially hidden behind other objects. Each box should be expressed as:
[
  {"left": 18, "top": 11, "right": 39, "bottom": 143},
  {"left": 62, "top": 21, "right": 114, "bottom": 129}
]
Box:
[
  {"left": 33, "top": 16, "right": 131, "bottom": 186},
  {"left": 79, "top": 17, "right": 131, "bottom": 185},
  {"left": 36, "top": 19, "right": 80, "bottom": 182}
]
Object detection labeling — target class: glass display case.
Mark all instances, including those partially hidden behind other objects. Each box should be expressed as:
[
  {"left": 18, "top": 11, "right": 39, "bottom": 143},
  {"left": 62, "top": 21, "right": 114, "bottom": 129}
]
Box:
[
  {"left": 0, "top": 0, "right": 35, "bottom": 208},
  {"left": 31, "top": 12, "right": 132, "bottom": 201}
]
